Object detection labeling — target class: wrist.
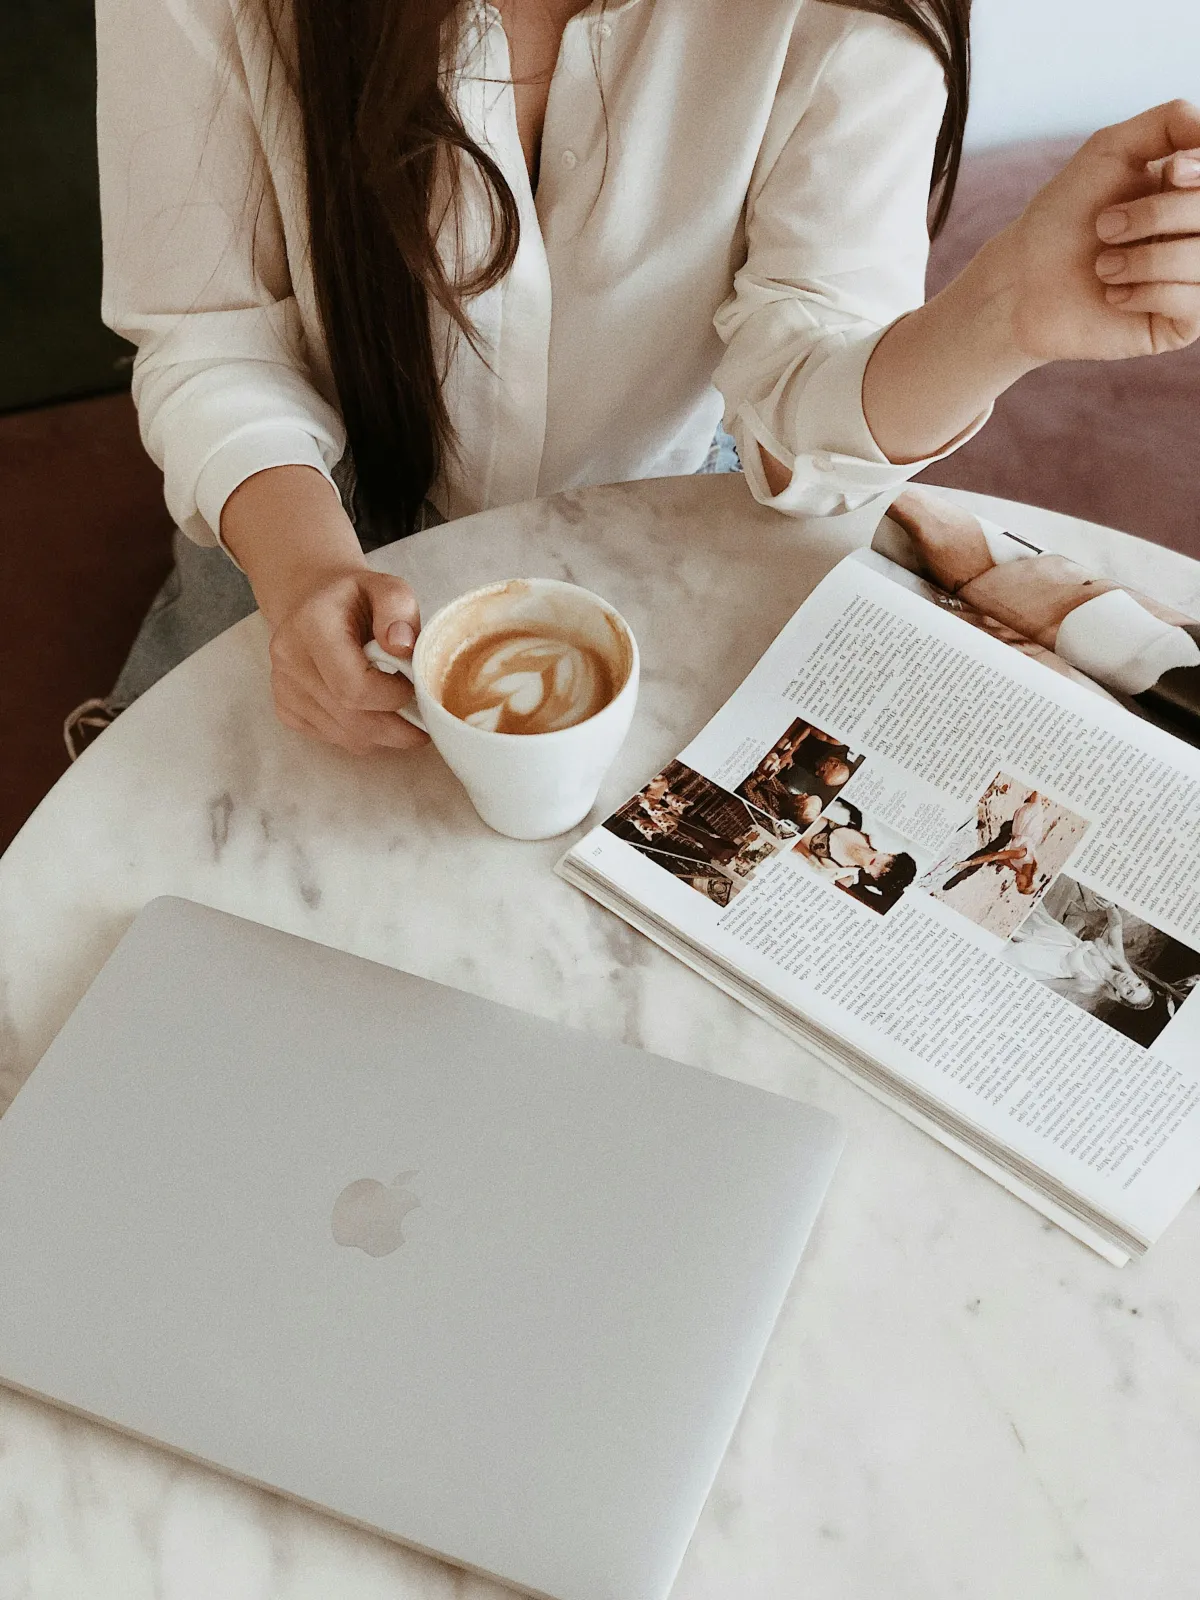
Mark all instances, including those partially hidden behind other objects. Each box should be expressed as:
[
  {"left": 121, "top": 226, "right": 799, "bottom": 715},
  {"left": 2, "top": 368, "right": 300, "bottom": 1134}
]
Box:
[
  {"left": 256, "top": 551, "right": 370, "bottom": 631},
  {"left": 863, "top": 232, "right": 1045, "bottom": 466},
  {"left": 943, "top": 230, "right": 1047, "bottom": 385},
  {"left": 221, "top": 465, "right": 367, "bottom": 627}
]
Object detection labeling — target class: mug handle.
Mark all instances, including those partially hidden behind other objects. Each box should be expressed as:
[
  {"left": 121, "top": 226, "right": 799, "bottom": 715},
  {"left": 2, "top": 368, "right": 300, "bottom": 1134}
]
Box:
[{"left": 363, "top": 639, "right": 427, "bottom": 732}]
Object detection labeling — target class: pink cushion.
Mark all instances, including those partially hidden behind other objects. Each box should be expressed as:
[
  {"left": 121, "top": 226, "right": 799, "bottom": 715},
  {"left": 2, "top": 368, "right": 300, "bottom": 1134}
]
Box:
[{"left": 918, "top": 137, "right": 1200, "bottom": 561}]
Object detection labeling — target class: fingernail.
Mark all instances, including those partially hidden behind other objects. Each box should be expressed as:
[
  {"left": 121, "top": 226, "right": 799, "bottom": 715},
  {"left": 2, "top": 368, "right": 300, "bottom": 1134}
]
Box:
[
  {"left": 1105, "top": 285, "right": 1134, "bottom": 303},
  {"left": 1174, "top": 155, "right": 1200, "bottom": 184},
  {"left": 385, "top": 621, "right": 415, "bottom": 651},
  {"left": 1095, "top": 249, "right": 1126, "bottom": 278},
  {"left": 1096, "top": 208, "right": 1128, "bottom": 241}
]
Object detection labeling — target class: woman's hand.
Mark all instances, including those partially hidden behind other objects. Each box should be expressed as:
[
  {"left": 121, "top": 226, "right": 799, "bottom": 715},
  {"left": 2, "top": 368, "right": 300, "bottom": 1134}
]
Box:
[
  {"left": 991, "top": 99, "right": 1200, "bottom": 363},
  {"left": 266, "top": 567, "right": 430, "bottom": 756},
  {"left": 863, "top": 102, "right": 1200, "bottom": 465},
  {"left": 220, "top": 464, "right": 430, "bottom": 756}
]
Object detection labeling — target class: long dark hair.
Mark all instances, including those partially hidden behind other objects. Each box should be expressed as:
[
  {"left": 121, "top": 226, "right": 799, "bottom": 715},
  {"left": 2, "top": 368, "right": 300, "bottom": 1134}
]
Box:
[{"left": 282, "top": 0, "right": 970, "bottom": 537}]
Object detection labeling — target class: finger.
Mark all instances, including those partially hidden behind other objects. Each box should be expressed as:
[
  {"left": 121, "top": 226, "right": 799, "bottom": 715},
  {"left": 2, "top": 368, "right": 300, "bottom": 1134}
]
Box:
[
  {"left": 294, "top": 602, "right": 422, "bottom": 714},
  {"left": 274, "top": 683, "right": 372, "bottom": 756},
  {"left": 1091, "top": 99, "right": 1200, "bottom": 169},
  {"left": 1103, "top": 281, "right": 1200, "bottom": 346},
  {"left": 276, "top": 678, "right": 430, "bottom": 754},
  {"left": 311, "top": 667, "right": 431, "bottom": 750},
  {"left": 1095, "top": 238, "right": 1200, "bottom": 285},
  {"left": 1096, "top": 188, "right": 1200, "bottom": 243},
  {"left": 341, "top": 704, "right": 430, "bottom": 751},
  {"left": 271, "top": 620, "right": 418, "bottom": 721},
  {"left": 277, "top": 709, "right": 338, "bottom": 747},
  {"left": 288, "top": 672, "right": 430, "bottom": 750},
  {"left": 361, "top": 571, "right": 423, "bottom": 657}
]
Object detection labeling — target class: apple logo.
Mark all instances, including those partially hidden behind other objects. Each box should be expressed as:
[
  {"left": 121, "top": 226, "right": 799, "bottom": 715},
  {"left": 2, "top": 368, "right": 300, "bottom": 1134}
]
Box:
[{"left": 331, "top": 1171, "right": 420, "bottom": 1257}]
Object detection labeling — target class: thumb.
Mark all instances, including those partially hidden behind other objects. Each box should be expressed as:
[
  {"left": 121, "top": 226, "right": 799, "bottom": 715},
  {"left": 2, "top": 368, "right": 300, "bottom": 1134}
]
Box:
[{"left": 363, "top": 572, "right": 422, "bottom": 656}]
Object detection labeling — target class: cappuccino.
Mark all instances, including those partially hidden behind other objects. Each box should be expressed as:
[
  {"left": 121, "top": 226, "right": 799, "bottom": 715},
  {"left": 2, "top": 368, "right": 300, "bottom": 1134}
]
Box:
[
  {"left": 439, "top": 628, "right": 616, "bottom": 734},
  {"left": 363, "top": 576, "right": 639, "bottom": 837}
]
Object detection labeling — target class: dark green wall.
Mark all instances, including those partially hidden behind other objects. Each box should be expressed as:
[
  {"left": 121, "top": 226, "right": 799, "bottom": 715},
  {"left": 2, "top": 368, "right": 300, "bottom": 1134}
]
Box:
[{"left": 1, "top": 0, "right": 132, "bottom": 411}]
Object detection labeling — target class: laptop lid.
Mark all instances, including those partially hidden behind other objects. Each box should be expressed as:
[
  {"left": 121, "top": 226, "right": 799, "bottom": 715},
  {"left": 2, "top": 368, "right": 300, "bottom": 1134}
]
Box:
[{"left": 0, "top": 897, "right": 841, "bottom": 1600}]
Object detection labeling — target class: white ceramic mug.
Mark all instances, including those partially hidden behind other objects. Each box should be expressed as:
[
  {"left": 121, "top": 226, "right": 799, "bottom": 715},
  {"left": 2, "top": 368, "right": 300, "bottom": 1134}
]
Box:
[{"left": 364, "top": 578, "right": 639, "bottom": 841}]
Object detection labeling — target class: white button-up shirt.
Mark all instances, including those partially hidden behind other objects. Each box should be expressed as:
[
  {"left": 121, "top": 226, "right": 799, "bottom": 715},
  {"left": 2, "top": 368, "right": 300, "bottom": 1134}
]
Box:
[{"left": 97, "top": 0, "right": 986, "bottom": 548}]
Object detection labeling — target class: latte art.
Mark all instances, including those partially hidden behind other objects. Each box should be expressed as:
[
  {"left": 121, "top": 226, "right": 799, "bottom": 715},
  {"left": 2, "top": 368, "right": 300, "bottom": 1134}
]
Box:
[{"left": 439, "top": 628, "right": 616, "bottom": 734}]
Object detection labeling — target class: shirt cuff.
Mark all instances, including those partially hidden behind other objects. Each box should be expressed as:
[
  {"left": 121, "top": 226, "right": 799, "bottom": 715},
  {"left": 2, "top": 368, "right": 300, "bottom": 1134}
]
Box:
[
  {"left": 1055, "top": 589, "right": 1200, "bottom": 695},
  {"left": 193, "top": 424, "right": 342, "bottom": 567},
  {"left": 736, "top": 325, "right": 993, "bottom": 519}
]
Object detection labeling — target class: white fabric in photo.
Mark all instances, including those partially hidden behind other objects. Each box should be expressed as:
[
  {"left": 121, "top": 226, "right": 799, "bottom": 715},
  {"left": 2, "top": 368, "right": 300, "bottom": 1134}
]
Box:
[{"left": 1055, "top": 588, "right": 1200, "bottom": 695}]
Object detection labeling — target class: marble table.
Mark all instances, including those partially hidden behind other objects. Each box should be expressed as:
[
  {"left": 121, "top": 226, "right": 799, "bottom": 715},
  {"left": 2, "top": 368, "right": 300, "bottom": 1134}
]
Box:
[{"left": 3, "top": 475, "right": 1200, "bottom": 1600}]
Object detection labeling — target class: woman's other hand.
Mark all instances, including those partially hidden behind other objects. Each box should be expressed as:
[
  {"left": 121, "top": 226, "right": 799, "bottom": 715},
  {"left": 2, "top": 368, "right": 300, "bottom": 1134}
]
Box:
[
  {"left": 864, "top": 100, "right": 1200, "bottom": 466},
  {"left": 220, "top": 464, "right": 430, "bottom": 756},
  {"left": 992, "top": 100, "right": 1200, "bottom": 363}
]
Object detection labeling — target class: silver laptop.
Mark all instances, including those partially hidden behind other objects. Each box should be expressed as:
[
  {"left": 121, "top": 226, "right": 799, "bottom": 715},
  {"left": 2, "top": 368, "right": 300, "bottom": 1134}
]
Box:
[{"left": 0, "top": 897, "right": 841, "bottom": 1600}]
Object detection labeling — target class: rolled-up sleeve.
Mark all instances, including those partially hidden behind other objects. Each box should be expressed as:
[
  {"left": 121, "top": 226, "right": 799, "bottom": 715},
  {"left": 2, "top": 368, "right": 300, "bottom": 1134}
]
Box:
[
  {"left": 713, "top": 9, "right": 990, "bottom": 519},
  {"left": 97, "top": 0, "right": 345, "bottom": 549}
]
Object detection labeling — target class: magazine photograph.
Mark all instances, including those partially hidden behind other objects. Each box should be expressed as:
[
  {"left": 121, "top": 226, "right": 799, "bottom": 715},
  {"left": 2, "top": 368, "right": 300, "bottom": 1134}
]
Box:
[
  {"left": 917, "top": 773, "right": 1091, "bottom": 937},
  {"left": 603, "top": 760, "right": 796, "bottom": 907},
  {"left": 735, "top": 718, "right": 864, "bottom": 830},
  {"left": 1004, "top": 876, "right": 1200, "bottom": 1050},
  {"left": 791, "top": 802, "right": 919, "bottom": 916}
]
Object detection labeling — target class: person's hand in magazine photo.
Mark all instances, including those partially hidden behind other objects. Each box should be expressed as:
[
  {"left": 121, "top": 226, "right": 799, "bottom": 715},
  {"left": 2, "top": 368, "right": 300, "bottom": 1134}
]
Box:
[
  {"left": 882, "top": 489, "right": 1200, "bottom": 739},
  {"left": 956, "top": 556, "right": 1195, "bottom": 649},
  {"left": 888, "top": 490, "right": 1196, "bottom": 647}
]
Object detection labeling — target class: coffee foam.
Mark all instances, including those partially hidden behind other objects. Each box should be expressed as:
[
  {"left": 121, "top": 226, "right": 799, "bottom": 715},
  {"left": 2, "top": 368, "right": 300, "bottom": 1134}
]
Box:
[{"left": 439, "top": 628, "right": 615, "bottom": 734}]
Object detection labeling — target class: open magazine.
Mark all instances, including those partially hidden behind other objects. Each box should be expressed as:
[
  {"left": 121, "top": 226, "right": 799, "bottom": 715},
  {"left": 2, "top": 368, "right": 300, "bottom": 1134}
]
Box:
[{"left": 558, "top": 494, "right": 1200, "bottom": 1265}]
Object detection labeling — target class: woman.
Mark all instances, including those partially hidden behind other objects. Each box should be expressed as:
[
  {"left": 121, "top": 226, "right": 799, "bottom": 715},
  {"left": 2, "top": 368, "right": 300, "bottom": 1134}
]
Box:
[
  {"left": 94, "top": 0, "right": 1200, "bottom": 757},
  {"left": 1007, "top": 899, "right": 1155, "bottom": 1011},
  {"left": 794, "top": 800, "right": 917, "bottom": 910},
  {"left": 942, "top": 789, "right": 1050, "bottom": 897}
]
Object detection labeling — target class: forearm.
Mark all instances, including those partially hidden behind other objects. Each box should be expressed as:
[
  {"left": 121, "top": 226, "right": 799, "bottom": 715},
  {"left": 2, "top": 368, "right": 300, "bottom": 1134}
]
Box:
[
  {"left": 1099, "top": 911, "right": 1128, "bottom": 963},
  {"left": 220, "top": 465, "right": 366, "bottom": 627},
  {"left": 860, "top": 236, "right": 1042, "bottom": 465},
  {"left": 758, "top": 235, "right": 1041, "bottom": 494}
]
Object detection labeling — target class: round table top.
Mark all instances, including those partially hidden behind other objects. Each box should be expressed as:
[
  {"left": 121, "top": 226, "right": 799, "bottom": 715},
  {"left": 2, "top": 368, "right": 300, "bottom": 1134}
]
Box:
[{"left": 4, "top": 476, "right": 1200, "bottom": 1600}]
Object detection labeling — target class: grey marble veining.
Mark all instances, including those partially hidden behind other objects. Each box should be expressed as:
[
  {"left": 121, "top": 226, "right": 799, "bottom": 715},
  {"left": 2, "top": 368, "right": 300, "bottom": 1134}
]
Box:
[{"left": 3, "top": 476, "right": 1200, "bottom": 1600}]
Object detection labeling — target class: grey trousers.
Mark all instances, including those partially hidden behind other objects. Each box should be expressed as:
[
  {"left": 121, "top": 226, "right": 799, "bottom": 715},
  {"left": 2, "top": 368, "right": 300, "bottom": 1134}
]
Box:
[
  {"left": 110, "top": 430, "right": 742, "bottom": 707},
  {"left": 109, "top": 497, "right": 445, "bottom": 709}
]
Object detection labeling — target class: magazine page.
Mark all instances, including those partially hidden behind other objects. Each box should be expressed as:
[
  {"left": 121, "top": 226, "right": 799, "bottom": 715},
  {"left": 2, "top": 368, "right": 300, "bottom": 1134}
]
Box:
[
  {"left": 857, "top": 547, "right": 1116, "bottom": 703},
  {"left": 563, "top": 556, "right": 1200, "bottom": 1252},
  {"left": 878, "top": 489, "right": 1200, "bottom": 747}
]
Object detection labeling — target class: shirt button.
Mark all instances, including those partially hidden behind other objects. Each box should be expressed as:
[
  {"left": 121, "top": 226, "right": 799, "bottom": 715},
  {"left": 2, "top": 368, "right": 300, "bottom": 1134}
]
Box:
[
  {"left": 596, "top": 19, "right": 613, "bottom": 37},
  {"left": 562, "top": 149, "right": 578, "bottom": 170}
]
